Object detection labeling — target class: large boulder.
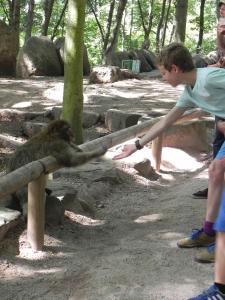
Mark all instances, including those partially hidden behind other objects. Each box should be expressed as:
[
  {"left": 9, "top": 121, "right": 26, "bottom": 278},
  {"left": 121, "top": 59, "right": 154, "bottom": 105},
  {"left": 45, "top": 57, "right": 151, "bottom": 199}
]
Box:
[
  {"left": 16, "top": 36, "right": 63, "bottom": 78},
  {"left": 0, "top": 21, "right": 18, "bottom": 76},
  {"left": 106, "top": 51, "right": 130, "bottom": 68},
  {"left": 105, "top": 49, "right": 157, "bottom": 73},
  {"left": 192, "top": 54, "right": 208, "bottom": 67},
  {"left": 105, "top": 109, "right": 142, "bottom": 132},
  {"left": 129, "top": 49, "right": 155, "bottom": 72},
  {"left": 89, "top": 66, "right": 122, "bottom": 83},
  {"left": 54, "top": 37, "right": 91, "bottom": 75},
  {"left": 205, "top": 50, "right": 219, "bottom": 65}
]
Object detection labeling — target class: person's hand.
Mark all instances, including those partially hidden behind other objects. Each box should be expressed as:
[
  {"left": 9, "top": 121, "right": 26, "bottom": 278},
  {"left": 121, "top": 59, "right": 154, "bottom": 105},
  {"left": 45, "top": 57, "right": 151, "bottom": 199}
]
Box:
[
  {"left": 217, "top": 121, "right": 225, "bottom": 136},
  {"left": 113, "top": 143, "right": 137, "bottom": 160},
  {"left": 219, "top": 56, "right": 225, "bottom": 67},
  {"left": 218, "top": 23, "right": 225, "bottom": 35}
]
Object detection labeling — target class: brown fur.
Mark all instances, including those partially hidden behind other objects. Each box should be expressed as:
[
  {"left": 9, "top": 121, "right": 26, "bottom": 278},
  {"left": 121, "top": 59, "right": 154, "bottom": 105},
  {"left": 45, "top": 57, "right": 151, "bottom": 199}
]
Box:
[{"left": 6, "top": 120, "right": 106, "bottom": 214}]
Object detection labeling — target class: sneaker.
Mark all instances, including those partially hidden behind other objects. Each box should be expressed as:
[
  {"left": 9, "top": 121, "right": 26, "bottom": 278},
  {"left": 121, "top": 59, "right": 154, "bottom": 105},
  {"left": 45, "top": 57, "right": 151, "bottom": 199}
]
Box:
[
  {"left": 192, "top": 188, "right": 208, "bottom": 199},
  {"left": 194, "top": 242, "right": 215, "bottom": 263},
  {"left": 188, "top": 284, "right": 225, "bottom": 300},
  {"left": 177, "top": 228, "right": 215, "bottom": 248}
]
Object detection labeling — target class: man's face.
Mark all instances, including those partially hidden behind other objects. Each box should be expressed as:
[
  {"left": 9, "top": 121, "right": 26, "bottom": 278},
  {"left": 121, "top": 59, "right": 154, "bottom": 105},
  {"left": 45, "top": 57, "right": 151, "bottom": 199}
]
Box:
[
  {"left": 220, "top": 4, "right": 225, "bottom": 17},
  {"left": 158, "top": 65, "right": 181, "bottom": 87}
]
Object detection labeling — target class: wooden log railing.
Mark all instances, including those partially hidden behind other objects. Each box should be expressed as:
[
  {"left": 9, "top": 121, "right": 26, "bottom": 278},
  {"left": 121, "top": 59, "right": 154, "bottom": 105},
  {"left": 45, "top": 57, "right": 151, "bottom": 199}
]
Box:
[
  {"left": 0, "top": 109, "right": 211, "bottom": 251},
  {"left": 0, "top": 116, "right": 164, "bottom": 251}
]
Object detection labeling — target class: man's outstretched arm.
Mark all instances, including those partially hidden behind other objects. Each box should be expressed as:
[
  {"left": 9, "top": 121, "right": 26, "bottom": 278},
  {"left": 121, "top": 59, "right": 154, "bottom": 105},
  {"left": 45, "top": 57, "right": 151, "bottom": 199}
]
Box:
[{"left": 113, "top": 106, "right": 186, "bottom": 160}]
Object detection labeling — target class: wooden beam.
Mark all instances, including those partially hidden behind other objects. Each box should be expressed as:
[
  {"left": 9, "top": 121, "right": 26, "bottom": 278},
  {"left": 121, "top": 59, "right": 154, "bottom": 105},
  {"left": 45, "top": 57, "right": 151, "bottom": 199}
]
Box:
[
  {"left": 0, "top": 158, "right": 56, "bottom": 199},
  {"left": 0, "top": 116, "right": 163, "bottom": 199},
  {"left": 151, "top": 134, "right": 163, "bottom": 171},
  {"left": 0, "top": 112, "right": 212, "bottom": 200},
  {"left": 79, "top": 116, "right": 162, "bottom": 151},
  {"left": 27, "top": 174, "right": 47, "bottom": 251}
]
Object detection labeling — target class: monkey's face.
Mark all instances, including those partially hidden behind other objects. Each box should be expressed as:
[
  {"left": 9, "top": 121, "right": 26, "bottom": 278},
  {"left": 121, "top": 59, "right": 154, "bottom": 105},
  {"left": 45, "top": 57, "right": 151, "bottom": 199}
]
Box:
[
  {"left": 62, "top": 124, "right": 74, "bottom": 142},
  {"left": 47, "top": 120, "right": 74, "bottom": 142}
]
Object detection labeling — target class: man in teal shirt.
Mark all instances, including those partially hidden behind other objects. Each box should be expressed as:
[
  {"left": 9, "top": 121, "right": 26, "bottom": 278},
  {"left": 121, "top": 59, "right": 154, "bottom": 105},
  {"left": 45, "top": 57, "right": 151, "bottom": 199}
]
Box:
[{"left": 114, "top": 43, "right": 225, "bottom": 299}]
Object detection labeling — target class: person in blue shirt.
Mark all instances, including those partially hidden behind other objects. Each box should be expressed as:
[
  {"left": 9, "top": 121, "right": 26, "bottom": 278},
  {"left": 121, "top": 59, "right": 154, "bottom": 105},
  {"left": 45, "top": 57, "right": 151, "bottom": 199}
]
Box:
[
  {"left": 192, "top": 0, "right": 225, "bottom": 201},
  {"left": 113, "top": 42, "right": 225, "bottom": 299}
]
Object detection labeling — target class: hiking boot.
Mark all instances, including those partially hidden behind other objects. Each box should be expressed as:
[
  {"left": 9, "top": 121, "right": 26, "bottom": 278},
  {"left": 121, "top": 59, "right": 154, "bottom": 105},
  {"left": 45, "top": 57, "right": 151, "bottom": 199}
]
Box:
[
  {"left": 188, "top": 284, "right": 225, "bottom": 300},
  {"left": 177, "top": 228, "right": 215, "bottom": 248},
  {"left": 192, "top": 188, "right": 208, "bottom": 199},
  {"left": 194, "top": 242, "right": 215, "bottom": 263}
]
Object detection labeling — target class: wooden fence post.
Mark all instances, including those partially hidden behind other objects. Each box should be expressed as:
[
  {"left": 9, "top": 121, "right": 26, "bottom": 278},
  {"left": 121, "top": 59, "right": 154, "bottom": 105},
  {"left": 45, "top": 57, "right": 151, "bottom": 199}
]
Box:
[
  {"left": 27, "top": 174, "right": 47, "bottom": 251},
  {"left": 151, "top": 134, "right": 163, "bottom": 171}
]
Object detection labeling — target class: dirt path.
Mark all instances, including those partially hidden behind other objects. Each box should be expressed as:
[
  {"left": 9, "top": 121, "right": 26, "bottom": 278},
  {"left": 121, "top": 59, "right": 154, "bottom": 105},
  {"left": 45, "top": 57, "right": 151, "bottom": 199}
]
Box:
[{"left": 0, "top": 75, "right": 214, "bottom": 300}]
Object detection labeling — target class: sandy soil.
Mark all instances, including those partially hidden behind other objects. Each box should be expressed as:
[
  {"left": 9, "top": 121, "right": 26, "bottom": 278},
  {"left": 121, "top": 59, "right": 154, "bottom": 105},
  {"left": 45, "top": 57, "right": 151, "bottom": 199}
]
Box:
[{"left": 0, "top": 74, "right": 214, "bottom": 300}]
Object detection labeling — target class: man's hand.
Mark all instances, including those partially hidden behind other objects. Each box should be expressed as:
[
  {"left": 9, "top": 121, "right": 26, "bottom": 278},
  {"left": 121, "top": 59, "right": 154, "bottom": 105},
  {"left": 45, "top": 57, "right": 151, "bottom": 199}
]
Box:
[
  {"left": 218, "top": 24, "right": 225, "bottom": 35},
  {"left": 217, "top": 120, "right": 225, "bottom": 136},
  {"left": 113, "top": 144, "right": 137, "bottom": 160},
  {"left": 219, "top": 56, "right": 225, "bottom": 67}
]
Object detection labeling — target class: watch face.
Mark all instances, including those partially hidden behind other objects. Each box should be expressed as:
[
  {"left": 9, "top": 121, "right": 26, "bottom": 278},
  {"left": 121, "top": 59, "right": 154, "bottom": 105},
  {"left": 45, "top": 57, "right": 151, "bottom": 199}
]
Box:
[{"left": 135, "top": 140, "right": 142, "bottom": 150}]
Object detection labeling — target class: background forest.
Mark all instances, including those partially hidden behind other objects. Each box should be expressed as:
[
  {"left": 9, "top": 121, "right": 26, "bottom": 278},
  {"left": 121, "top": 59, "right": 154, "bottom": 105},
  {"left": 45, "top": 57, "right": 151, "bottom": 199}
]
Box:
[{"left": 0, "top": 0, "right": 222, "bottom": 66}]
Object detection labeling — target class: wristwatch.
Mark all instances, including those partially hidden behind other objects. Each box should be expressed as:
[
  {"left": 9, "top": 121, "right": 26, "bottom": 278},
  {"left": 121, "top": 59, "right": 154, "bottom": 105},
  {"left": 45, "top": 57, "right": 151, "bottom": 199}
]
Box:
[{"left": 135, "top": 139, "right": 143, "bottom": 150}]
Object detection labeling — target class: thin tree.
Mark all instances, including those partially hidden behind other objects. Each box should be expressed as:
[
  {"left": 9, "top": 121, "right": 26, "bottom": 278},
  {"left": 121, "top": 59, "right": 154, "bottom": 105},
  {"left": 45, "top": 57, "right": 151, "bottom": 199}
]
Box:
[
  {"left": 41, "top": 0, "right": 55, "bottom": 36},
  {"left": 196, "top": 0, "right": 206, "bottom": 53},
  {"left": 8, "top": 0, "right": 20, "bottom": 55},
  {"left": 174, "top": 0, "right": 188, "bottom": 43},
  {"left": 51, "top": 0, "right": 68, "bottom": 40},
  {"left": 128, "top": 0, "right": 134, "bottom": 49},
  {"left": 63, "top": 0, "right": 86, "bottom": 144},
  {"left": 87, "top": 0, "right": 115, "bottom": 54},
  {"left": 25, "top": 0, "right": 35, "bottom": 41},
  {"left": 103, "top": 0, "right": 128, "bottom": 64},
  {"left": 137, "top": 0, "right": 154, "bottom": 49},
  {"left": 155, "top": 0, "right": 167, "bottom": 53},
  {"left": 161, "top": 0, "right": 172, "bottom": 47}
]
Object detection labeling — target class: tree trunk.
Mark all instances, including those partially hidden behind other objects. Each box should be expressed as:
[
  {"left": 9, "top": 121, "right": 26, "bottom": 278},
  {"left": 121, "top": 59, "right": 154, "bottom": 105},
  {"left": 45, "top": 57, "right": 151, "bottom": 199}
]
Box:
[
  {"left": 87, "top": 0, "right": 105, "bottom": 43},
  {"left": 196, "top": 0, "right": 206, "bottom": 53},
  {"left": 155, "top": 0, "right": 167, "bottom": 53},
  {"left": 129, "top": 0, "right": 134, "bottom": 49},
  {"left": 161, "top": 0, "right": 172, "bottom": 47},
  {"left": 103, "top": 0, "right": 115, "bottom": 52},
  {"left": 103, "top": 0, "right": 127, "bottom": 64},
  {"left": 9, "top": 0, "right": 20, "bottom": 56},
  {"left": 174, "top": 0, "right": 188, "bottom": 43},
  {"left": 51, "top": 0, "right": 68, "bottom": 40},
  {"left": 0, "top": 0, "right": 21, "bottom": 75},
  {"left": 41, "top": 0, "right": 55, "bottom": 36},
  {"left": 63, "top": 0, "right": 86, "bottom": 144},
  {"left": 25, "top": 0, "right": 35, "bottom": 41},
  {"left": 216, "top": 0, "right": 220, "bottom": 19},
  {"left": 138, "top": 0, "right": 154, "bottom": 50}
]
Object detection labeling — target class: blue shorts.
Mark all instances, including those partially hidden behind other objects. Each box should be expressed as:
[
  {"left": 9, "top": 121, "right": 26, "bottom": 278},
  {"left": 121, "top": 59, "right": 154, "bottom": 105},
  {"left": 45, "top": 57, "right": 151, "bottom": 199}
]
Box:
[
  {"left": 215, "top": 189, "right": 225, "bottom": 232},
  {"left": 214, "top": 141, "right": 225, "bottom": 232},
  {"left": 215, "top": 141, "right": 225, "bottom": 160}
]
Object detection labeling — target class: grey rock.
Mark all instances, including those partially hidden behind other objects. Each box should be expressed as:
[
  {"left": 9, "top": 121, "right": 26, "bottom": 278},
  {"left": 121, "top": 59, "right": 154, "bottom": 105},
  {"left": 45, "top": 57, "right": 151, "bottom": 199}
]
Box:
[
  {"left": 89, "top": 66, "right": 122, "bottom": 84},
  {"left": 105, "top": 109, "right": 142, "bottom": 132},
  {"left": 16, "top": 36, "right": 62, "bottom": 78}
]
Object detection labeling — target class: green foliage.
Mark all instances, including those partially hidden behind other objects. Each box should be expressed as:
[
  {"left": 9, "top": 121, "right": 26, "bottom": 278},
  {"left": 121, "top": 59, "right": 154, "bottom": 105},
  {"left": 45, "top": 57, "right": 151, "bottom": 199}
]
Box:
[
  {"left": 84, "top": 12, "right": 103, "bottom": 65},
  {"left": 0, "top": 0, "right": 221, "bottom": 63}
]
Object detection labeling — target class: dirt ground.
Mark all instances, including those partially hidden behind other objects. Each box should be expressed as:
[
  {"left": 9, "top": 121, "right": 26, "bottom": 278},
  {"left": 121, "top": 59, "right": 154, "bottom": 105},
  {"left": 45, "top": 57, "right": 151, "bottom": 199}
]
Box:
[{"left": 0, "top": 74, "right": 215, "bottom": 300}]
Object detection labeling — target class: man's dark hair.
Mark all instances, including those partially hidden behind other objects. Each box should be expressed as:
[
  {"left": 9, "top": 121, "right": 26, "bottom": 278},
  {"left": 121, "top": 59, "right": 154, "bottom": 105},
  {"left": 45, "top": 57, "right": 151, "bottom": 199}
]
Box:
[
  {"left": 219, "top": 1, "right": 225, "bottom": 8},
  {"left": 157, "top": 43, "right": 195, "bottom": 72}
]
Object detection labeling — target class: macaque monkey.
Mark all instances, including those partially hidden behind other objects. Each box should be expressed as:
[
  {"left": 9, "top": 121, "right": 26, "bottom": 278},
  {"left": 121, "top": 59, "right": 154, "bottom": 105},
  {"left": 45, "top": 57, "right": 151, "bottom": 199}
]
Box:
[{"left": 6, "top": 120, "right": 106, "bottom": 215}]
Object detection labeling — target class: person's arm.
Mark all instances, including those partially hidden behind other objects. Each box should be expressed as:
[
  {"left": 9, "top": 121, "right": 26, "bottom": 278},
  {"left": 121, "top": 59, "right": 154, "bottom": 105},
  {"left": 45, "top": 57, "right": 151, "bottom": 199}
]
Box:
[
  {"left": 113, "top": 106, "right": 187, "bottom": 160},
  {"left": 217, "top": 24, "right": 225, "bottom": 50},
  {"left": 208, "top": 63, "right": 220, "bottom": 67}
]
